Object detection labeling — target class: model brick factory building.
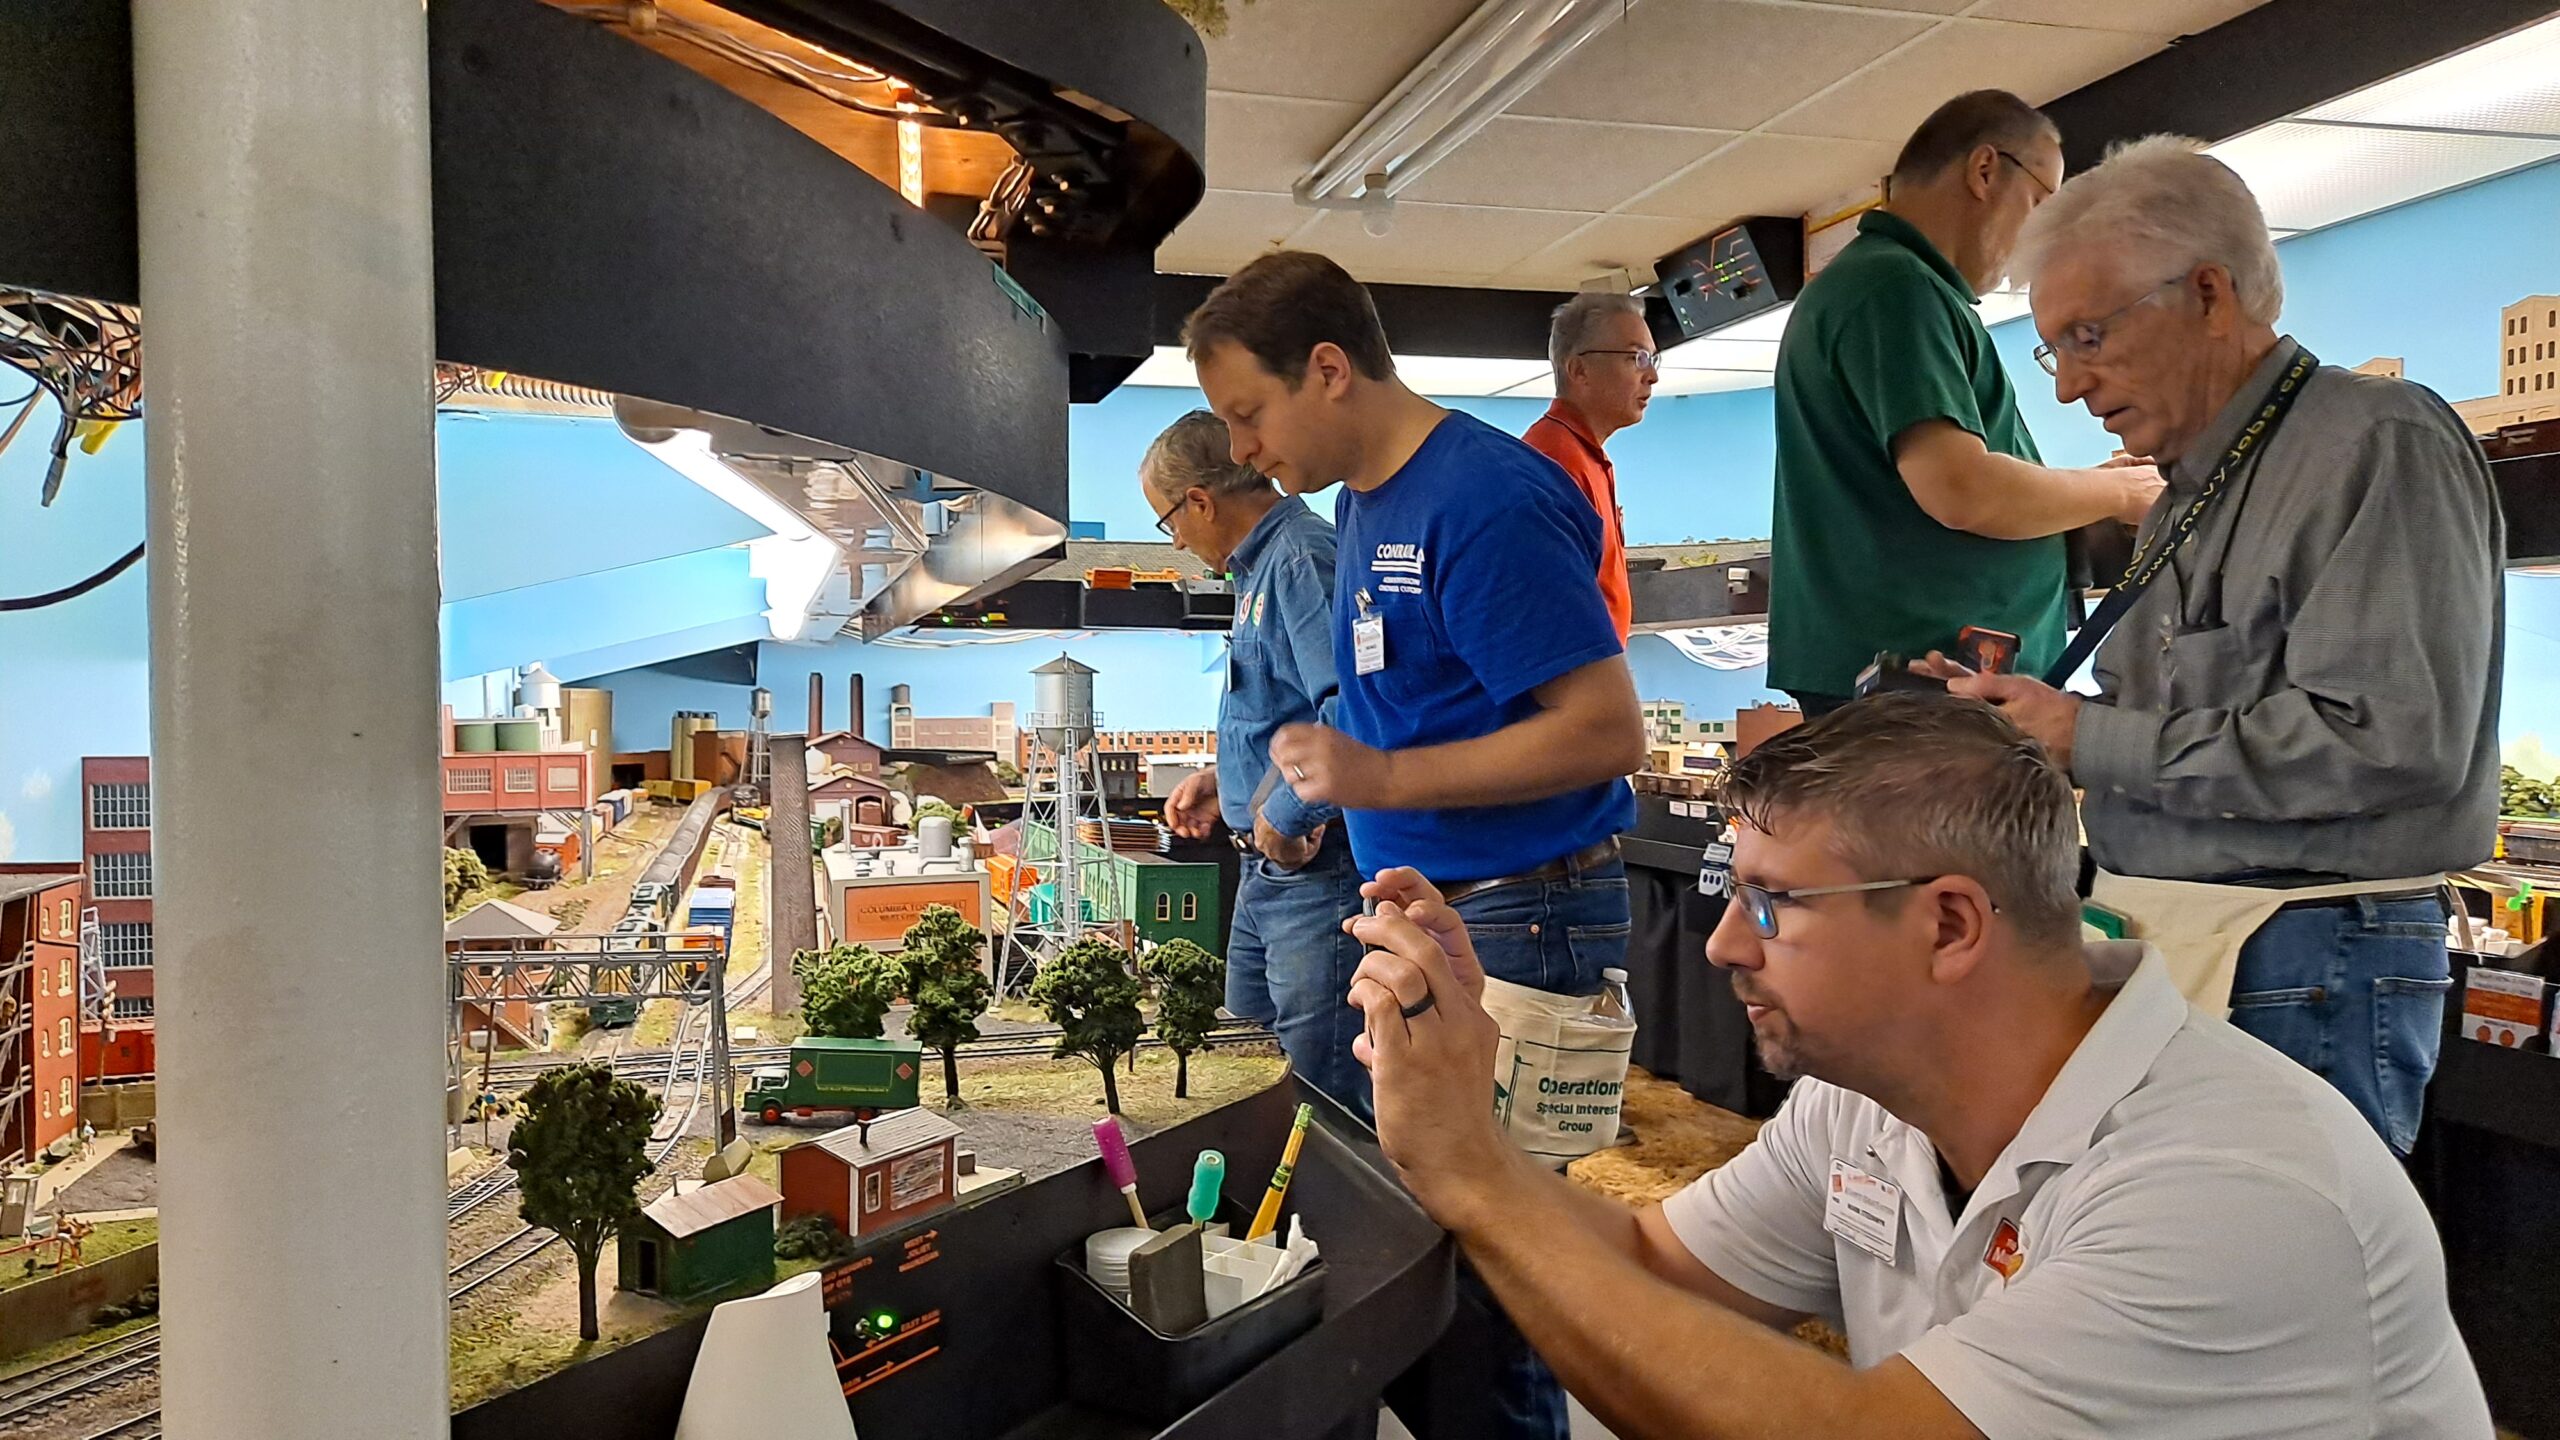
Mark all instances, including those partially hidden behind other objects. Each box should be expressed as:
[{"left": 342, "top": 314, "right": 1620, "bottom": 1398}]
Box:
[{"left": 1, "top": 867, "right": 84, "bottom": 1165}]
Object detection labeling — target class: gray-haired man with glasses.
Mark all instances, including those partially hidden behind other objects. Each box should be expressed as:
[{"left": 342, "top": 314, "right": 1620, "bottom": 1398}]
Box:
[
  {"left": 1941, "top": 136, "right": 2503, "bottom": 1156},
  {"left": 1526, "top": 291, "right": 1656, "bottom": 641}
]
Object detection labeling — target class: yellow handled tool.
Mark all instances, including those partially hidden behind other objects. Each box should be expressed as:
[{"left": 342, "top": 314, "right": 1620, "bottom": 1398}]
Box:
[{"left": 1246, "top": 1103, "right": 1315, "bottom": 1243}]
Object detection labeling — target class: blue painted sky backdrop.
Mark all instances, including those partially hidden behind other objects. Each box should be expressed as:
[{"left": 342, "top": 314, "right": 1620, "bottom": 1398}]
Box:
[{"left": 5, "top": 156, "right": 2558, "bottom": 859}]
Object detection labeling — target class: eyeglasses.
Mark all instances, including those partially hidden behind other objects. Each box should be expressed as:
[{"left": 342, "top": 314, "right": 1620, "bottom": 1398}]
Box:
[
  {"left": 1734, "top": 876, "right": 1934, "bottom": 939},
  {"left": 1151, "top": 491, "right": 1186, "bottom": 537},
  {"left": 1577, "top": 347, "right": 1659, "bottom": 375},
  {"left": 2032, "top": 276, "right": 2187, "bottom": 376},
  {"left": 1995, "top": 148, "right": 2054, "bottom": 197}
]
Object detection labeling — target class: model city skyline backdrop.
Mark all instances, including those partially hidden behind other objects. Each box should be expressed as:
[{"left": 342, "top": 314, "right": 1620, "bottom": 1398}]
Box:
[{"left": 3, "top": 156, "right": 2560, "bottom": 865}]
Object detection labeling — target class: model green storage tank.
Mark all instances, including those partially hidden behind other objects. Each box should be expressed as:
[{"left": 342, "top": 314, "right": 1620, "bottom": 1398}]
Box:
[
  {"left": 453, "top": 719, "right": 499, "bottom": 753},
  {"left": 495, "top": 718, "right": 543, "bottom": 752}
]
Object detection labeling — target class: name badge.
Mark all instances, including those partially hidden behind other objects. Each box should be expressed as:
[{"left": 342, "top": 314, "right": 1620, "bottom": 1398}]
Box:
[
  {"left": 1825, "top": 1157, "right": 1901, "bottom": 1266},
  {"left": 1697, "top": 823, "right": 1737, "bottom": 897},
  {"left": 1353, "top": 613, "right": 1387, "bottom": 676}
]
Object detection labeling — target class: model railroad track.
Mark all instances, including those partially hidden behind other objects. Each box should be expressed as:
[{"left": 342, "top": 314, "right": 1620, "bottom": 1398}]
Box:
[
  {"left": 0, "top": 1325, "right": 161, "bottom": 1427},
  {"left": 79, "top": 1417, "right": 160, "bottom": 1440},
  {"left": 452, "top": 1003, "right": 716, "bottom": 1305},
  {"left": 446, "top": 1163, "right": 521, "bottom": 1224},
  {"left": 482, "top": 1020, "right": 1273, "bottom": 1089}
]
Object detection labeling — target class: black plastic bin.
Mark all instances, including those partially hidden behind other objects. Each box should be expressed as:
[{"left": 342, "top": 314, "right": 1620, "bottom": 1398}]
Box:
[
  {"left": 1054, "top": 1195, "right": 1328, "bottom": 1427},
  {"left": 452, "top": 1077, "right": 1455, "bottom": 1440}
]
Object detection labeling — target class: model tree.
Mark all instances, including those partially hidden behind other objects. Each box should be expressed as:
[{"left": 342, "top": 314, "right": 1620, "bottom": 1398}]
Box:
[
  {"left": 444, "top": 846, "right": 490, "bottom": 916},
  {"left": 1029, "top": 936, "right": 1146, "bottom": 1114},
  {"left": 792, "top": 943, "right": 903, "bottom": 1039},
  {"left": 509, "top": 1062, "right": 660, "bottom": 1342},
  {"left": 1142, "top": 939, "right": 1225, "bottom": 1100},
  {"left": 899, "top": 905, "right": 993, "bottom": 1104},
  {"left": 912, "top": 797, "right": 963, "bottom": 825}
]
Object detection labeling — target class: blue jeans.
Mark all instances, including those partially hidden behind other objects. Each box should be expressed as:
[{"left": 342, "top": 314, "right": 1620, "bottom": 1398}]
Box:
[
  {"left": 2228, "top": 894, "right": 2452, "bottom": 1156},
  {"left": 1433, "top": 853, "right": 1629, "bottom": 1440},
  {"left": 1225, "top": 832, "right": 1372, "bottom": 1120},
  {"left": 1450, "top": 854, "right": 1631, "bottom": 997}
]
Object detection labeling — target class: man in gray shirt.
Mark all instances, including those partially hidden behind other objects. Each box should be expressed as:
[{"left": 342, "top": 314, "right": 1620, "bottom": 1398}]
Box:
[{"left": 1945, "top": 136, "right": 2503, "bottom": 1155}]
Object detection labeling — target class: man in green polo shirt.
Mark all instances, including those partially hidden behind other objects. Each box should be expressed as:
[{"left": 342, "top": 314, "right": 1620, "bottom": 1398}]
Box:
[{"left": 1770, "top": 90, "right": 2162, "bottom": 715}]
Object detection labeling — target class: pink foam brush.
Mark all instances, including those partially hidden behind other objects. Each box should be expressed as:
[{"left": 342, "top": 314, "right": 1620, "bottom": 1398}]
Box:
[{"left": 1093, "top": 1116, "right": 1150, "bottom": 1228}]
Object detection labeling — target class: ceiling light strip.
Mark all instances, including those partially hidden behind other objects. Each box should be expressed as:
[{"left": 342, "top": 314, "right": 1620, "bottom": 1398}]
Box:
[{"left": 1296, "top": 0, "right": 1642, "bottom": 203}]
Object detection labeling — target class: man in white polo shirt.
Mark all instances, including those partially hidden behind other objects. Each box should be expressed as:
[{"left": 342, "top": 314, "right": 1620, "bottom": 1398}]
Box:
[{"left": 1344, "top": 693, "right": 2487, "bottom": 1439}]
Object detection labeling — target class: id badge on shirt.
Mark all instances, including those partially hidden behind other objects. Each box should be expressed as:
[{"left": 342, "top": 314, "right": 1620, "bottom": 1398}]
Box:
[
  {"left": 1825, "top": 1157, "right": 1902, "bottom": 1266},
  {"left": 1353, "top": 591, "right": 1387, "bottom": 676}
]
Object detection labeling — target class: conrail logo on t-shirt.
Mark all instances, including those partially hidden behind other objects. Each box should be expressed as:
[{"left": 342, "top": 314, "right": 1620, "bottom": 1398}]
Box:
[{"left": 1372, "top": 542, "right": 1426, "bottom": 596}]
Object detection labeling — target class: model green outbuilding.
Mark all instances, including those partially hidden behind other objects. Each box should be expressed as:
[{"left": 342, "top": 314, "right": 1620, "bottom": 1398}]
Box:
[{"left": 617, "top": 1173, "right": 782, "bottom": 1303}]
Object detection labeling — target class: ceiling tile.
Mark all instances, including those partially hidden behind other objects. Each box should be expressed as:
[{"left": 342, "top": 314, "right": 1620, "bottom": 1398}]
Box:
[
  {"left": 1204, "top": 92, "right": 1367, "bottom": 194},
  {"left": 1816, "top": 0, "right": 1971, "bottom": 11},
  {"left": 1513, "top": 0, "right": 1932, "bottom": 131},
  {"left": 1635, "top": 132, "right": 1902, "bottom": 226},
  {"left": 1200, "top": 0, "right": 1488, "bottom": 103},
  {"left": 2207, "top": 121, "right": 2560, "bottom": 232},
  {"left": 1398, "top": 116, "right": 1738, "bottom": 211},
  {"left": 1973, "top": 0, "right": 2264, "bottom": 33},
  {"left": 1155, "top": 190, "right": 1321, "bottom": 277},
  {"left": 1296, "top": 203, "right": 1595, "bottom": 283},
  {"left": 1774, "top": 19, "right": 2161, "bottom": 143},
  {"left": 1493, "top": 212, "right": 1730, "bottom": 289}
]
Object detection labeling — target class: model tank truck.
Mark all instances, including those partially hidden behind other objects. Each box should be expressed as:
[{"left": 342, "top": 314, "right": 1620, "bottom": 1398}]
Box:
[{"left": 744, "top": 1036, "right": 925, "bottom": 1129}]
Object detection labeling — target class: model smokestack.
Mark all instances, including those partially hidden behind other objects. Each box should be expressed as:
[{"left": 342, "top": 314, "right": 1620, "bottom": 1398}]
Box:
[
  {"left": 849, "top": 674, "right": 866, "bottom": 742},
  {"left": 807, "top": 672, "right": 824, "bottom": 736}
]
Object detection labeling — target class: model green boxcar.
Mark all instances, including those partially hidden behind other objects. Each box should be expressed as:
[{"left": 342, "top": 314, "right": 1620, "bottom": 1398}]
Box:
[{"left": 743, "top": 1036, "right": 924, "bottom": 1125}]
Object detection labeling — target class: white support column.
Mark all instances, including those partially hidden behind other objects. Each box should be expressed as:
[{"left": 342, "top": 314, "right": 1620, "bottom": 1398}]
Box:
[{"left": 133, "top": 3, "right": 449, "bottom": 1437}]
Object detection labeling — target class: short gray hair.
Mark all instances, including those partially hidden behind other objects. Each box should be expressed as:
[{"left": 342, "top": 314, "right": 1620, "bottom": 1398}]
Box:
[
  {"left": 1549, "top": 291, "right": 1645, "bottom": 387},
  {"left": 1140, "top": 409, "right": 1271, "bottom": 500},
  {"left": 1721, "top": 693, "right": 2084, "bottom": 950},
  {"left": 2011, "top": 134, "right": 2284, "bottom": 326}
]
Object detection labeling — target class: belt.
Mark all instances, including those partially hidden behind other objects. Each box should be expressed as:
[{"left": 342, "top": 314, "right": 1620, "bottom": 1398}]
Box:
[
  {"left": 1441, "top": 837, "right": 1622, "bottom": 907},
  {"left": 2275, "top": 885, "right": 2443, "bottom": 912}
]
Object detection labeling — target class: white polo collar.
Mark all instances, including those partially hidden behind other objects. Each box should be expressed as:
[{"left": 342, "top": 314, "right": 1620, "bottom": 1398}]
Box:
[{"left": 1870, "top": 943, "right": 2190, "bottom": 1212}]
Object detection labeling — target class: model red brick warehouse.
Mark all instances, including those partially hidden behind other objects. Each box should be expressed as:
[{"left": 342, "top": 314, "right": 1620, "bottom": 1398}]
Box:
[
  {"left": 779, "top": 1109, "right": 962, "bottom": 1241},
  {"left": 1, "top": 867, "right": 84, "bottom": 1164},
  {"left": 80, "top": 756, "right": 156, "bottom": 1076}
]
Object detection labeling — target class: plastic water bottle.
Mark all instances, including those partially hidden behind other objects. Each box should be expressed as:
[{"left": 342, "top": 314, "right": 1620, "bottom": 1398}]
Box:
[{"left": 1591, "top": 967, "right": 1636, "bottom": 1029}]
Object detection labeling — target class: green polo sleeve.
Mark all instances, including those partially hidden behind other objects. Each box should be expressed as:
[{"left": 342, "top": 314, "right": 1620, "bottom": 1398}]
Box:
[{"left": 1827, "top": 277, "right": 1987, "bottom": 453}]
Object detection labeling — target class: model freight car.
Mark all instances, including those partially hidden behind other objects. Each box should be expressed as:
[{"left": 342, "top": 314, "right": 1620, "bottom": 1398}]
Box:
[{"left": 743, "top": 1037, "right": 924, "bottom": 1127}]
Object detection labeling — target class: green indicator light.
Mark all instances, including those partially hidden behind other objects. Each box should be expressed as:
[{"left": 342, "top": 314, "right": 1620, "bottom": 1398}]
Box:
[{"left": 874, "top": 1311, "right": 897, "bottom": 1332}]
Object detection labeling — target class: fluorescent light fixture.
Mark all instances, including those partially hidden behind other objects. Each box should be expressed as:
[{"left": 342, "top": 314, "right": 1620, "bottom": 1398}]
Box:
[
  {"left": 1295, "top": 0, "right": 1642, "bottom": 207},
  {"left": 2299, "top": 14, "right": 2560, "bottom": 135},
  {"left": 632, "top": 428, "right": 848, "bottom": 641},
  {"left": 2207, "top": 121, "right": 2560, "bottom": 233}
]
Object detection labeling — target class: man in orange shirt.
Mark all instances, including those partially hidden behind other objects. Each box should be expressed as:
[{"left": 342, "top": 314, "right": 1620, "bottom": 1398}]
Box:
[{"left": 1524, "top": 291, "right": 1654, "bottom": 640}]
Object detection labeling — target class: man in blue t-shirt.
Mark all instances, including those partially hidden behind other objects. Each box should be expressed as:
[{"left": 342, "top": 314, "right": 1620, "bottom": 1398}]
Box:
[
  {"left": 1184, "top": 250, "right": 1641, "bottom": 993},
  {"left": 1183, "top": 251, "right": 1643, "bottom": 1440}
]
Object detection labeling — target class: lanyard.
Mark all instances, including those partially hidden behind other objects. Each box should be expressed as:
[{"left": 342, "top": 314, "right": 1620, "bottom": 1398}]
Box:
[{"left": 2040, "top": 346, "right": 2319, "bottom": 687}]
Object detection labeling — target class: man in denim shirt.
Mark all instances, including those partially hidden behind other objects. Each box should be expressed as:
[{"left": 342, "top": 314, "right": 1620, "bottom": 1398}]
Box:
[{"left": 1143, "top": 410, "right": 1371, "bottom": 1117}]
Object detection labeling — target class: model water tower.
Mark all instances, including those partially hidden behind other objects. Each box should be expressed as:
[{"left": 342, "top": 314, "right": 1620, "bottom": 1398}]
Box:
[
  {"left": 515, "top": 661, "right": 564, "bottom": 745},
  {"left": 1009, "top": 654, "right": 1107, "bottom": 992}
]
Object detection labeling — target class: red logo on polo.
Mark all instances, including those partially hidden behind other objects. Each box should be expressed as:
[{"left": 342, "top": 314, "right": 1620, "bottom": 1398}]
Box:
[{"left": 1983, "top": 1218, "right": 2025, "bottom": 1283}]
